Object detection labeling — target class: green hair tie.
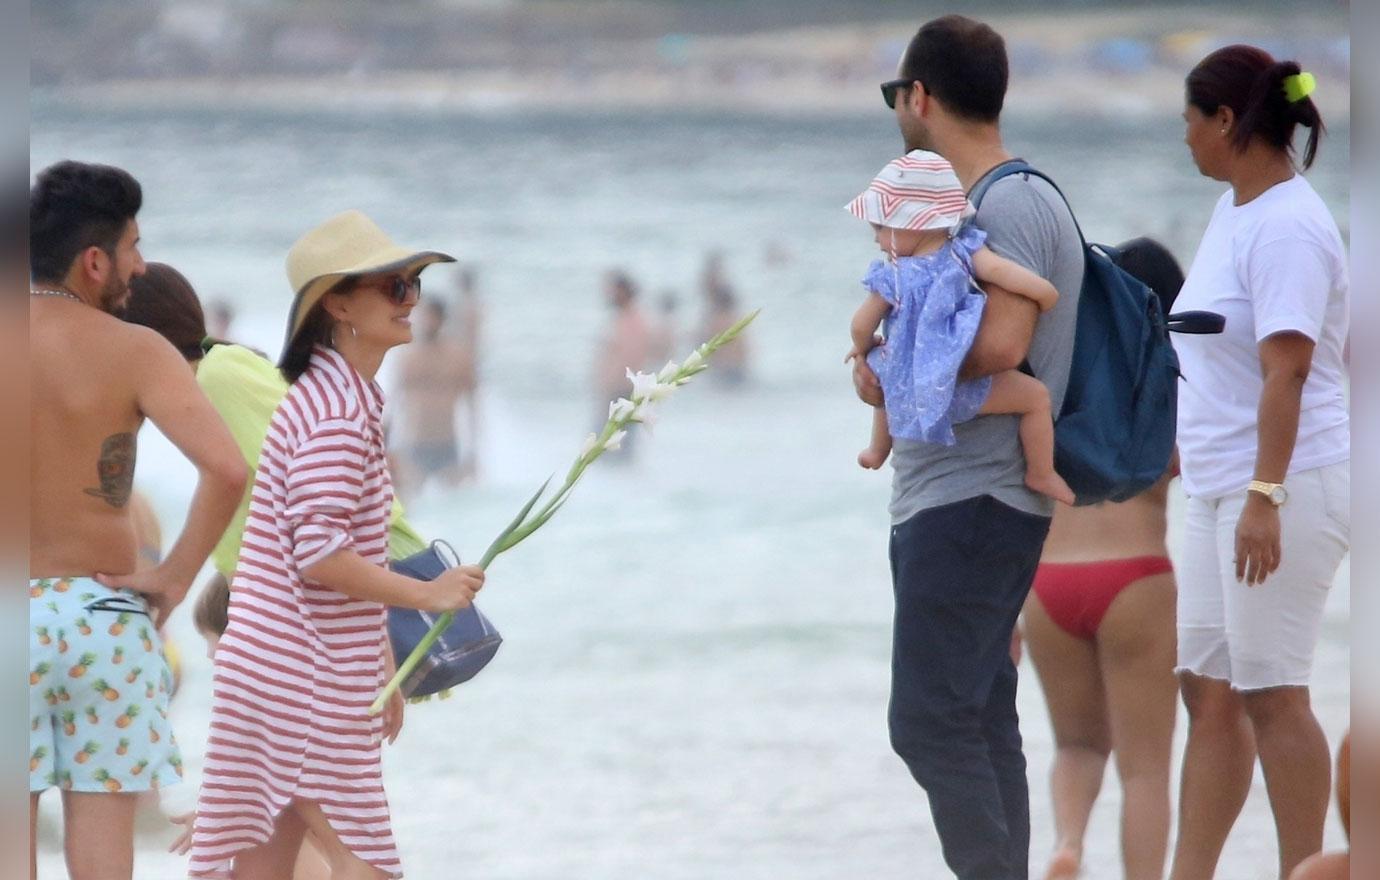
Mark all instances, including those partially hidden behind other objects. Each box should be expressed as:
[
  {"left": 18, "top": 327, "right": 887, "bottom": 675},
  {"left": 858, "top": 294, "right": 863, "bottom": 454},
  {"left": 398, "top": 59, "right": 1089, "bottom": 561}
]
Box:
[{"left": 1283, "top": 72, "right": 1316, "bottom": 104}]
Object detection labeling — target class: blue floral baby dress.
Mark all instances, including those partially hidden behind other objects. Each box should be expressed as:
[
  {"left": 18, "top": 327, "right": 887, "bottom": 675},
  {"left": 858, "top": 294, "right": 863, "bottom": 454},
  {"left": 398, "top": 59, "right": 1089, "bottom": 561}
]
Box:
[{"left": 864, "top": 223, "right": 993, "bottom": 446}]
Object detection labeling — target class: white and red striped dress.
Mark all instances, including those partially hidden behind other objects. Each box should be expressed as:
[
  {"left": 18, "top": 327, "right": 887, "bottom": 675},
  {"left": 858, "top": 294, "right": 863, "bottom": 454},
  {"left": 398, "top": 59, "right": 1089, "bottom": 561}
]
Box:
[{"left": 189, "top": 346, "right": 402, "bottom": 878}]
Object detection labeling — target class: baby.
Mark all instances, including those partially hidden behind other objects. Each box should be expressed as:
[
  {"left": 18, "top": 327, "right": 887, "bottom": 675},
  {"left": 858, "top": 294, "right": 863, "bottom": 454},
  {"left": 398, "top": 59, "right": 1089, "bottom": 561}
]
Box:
[{"left": 847, "top": 151, "right": 1075, "bottom": 505}]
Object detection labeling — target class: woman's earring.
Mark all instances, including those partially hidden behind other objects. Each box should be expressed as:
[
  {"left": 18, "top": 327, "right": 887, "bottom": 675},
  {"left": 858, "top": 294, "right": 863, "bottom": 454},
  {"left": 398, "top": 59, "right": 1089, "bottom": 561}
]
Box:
[{"left": 329, "top": 321, "right": 356, "bottom": 348}]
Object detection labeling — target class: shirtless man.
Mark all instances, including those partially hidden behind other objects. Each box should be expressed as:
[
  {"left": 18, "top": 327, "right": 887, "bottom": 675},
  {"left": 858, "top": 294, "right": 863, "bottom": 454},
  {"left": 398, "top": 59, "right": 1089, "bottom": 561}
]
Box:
[
  {"left": 28, "top": 161, "right": 245, "bottom": 880},
  {"left": 593, "top": 270, "right": 652, "bottom": 456},
  {"left": 594, "top": 271, "right": 651, "bottom": 392},
  {"left": 394, "top": 297, "right": 477, "bottom": 493}
]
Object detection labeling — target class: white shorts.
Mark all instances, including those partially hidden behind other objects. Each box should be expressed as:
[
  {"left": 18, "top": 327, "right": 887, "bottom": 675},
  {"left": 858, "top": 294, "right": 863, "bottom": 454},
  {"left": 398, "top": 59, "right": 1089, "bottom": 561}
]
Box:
[{"left": 1176, "top": 460, "right": 1350, "bottom": 691}]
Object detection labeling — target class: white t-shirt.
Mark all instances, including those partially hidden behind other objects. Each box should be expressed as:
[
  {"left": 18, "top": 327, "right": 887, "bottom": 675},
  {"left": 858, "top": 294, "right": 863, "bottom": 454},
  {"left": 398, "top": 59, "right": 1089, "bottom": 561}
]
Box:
[{"left": 1173, "top": 174, "right": 1349, "bottom": 500}]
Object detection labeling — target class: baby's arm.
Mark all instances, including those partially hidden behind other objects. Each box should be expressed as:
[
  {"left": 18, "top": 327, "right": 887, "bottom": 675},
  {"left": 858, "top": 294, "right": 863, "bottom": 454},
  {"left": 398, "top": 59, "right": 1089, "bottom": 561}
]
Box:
[
  {"left": 971, "top": 246, "right": 1059, "bottom": 312},
  {"left": 849, "top": 293, "right": 892, "bottom": 357}
]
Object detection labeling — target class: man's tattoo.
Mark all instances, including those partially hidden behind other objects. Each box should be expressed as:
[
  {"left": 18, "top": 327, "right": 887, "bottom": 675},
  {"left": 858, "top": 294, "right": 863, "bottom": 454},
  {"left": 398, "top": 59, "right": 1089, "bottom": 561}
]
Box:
[{"left": 84, "top": 432, "right": 136, "bottom": 508}]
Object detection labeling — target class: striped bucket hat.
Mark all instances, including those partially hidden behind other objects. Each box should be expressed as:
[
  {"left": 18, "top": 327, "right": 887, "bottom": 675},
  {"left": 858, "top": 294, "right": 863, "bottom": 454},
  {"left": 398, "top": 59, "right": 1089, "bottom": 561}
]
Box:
[{"left": 845, "top": 150, "right": 974, "bottom": 232}]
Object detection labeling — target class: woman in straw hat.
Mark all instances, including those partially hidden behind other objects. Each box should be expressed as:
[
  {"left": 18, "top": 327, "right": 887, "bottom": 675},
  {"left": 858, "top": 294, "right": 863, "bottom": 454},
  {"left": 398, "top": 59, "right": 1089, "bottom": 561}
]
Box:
[
  {"left": 844, "top": 150, "right": 1074, "bottom": 505},
  {"left": 185, "top": 211, "right": 486, "bottom": 880}
]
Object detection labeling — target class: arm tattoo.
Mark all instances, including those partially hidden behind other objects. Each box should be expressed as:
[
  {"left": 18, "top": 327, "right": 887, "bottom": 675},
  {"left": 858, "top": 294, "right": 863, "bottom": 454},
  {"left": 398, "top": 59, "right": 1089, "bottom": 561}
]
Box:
[{"left": 84, "top": 432, "right": 136, "bottom": 508}]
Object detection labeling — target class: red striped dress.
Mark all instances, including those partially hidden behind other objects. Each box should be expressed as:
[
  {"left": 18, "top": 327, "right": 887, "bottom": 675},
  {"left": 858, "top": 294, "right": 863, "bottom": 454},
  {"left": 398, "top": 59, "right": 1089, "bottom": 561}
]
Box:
[{"left": 189, "top": 346, "right": 402, "bottom": 878}]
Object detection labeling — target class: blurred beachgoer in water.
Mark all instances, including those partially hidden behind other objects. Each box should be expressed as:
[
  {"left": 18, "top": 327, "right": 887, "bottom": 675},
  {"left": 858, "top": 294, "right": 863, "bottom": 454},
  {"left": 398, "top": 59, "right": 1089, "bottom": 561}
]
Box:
[
  {"left": 457, "top": 266, "right": 483, "bottom": 361},
  {"left": 454, "top": 266, "right": 484, "bottom": 480},
  {"left": 699, "top": 250, "right": 727, "bottom": 306},
  {"left": 649, "top": 291, "right": 679, "bottom": 367},
  {"left": 762, "top": 239, "right": 792, "bottom": 267},
  {"left": 1021, "top": 238, "right": 1184, "bottom": 880},
  {"left": 394, "top": 297, "right": 478, "bottom": 494},
  {"left": 701, "top": 285, "right": 750, "bottom": 386},
  {"left": 593, "top": 270, "right": 652, "bottom": 457},
  {"left": 205, "top": 299, "right": 234, "bottom": 340},
  {"left": 696, "top": 250, "right": 749, "bottom": 384},
  {"left": 29, "top": 161, "right": 245, "bottom": 880}
]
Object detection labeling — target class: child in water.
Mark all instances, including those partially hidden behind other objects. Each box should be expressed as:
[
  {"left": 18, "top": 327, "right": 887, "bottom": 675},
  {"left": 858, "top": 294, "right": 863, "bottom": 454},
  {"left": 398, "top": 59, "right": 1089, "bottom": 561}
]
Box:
[{"left": 846, "top": 151, "right": 1075, "bottom": 505}]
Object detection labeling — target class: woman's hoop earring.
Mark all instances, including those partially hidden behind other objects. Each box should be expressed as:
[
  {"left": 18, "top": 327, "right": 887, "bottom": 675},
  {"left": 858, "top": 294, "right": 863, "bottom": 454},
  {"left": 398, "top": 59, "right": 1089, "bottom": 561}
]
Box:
[{"left": 330, "top": 322, "right": 358, "bottom": 349}]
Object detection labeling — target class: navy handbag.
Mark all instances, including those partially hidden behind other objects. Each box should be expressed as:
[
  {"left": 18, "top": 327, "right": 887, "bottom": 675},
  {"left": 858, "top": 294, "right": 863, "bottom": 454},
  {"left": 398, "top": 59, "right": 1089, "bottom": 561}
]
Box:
[{"left": 387, "top": 541, "right": 502, "bottom": 698}]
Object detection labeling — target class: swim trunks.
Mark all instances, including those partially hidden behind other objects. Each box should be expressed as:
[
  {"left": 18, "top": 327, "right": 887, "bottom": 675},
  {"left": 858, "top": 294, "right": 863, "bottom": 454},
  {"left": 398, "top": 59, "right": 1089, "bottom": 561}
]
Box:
[
  {"left": 408, "top": 440, "right": 459, "bottom": 475},
  {"left": 29, "top": 577, "right": 181, "bottom": 793}
]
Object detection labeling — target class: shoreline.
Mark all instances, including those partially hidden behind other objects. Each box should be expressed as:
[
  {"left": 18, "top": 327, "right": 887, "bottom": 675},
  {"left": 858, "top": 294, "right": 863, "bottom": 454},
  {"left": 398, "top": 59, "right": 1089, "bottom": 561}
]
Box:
[
  {"left": 33, "top": 8, "right": 1349, "bottom": 121},
  {"left": 32, "top": 67, "right": 1351, "bottom": 122}
]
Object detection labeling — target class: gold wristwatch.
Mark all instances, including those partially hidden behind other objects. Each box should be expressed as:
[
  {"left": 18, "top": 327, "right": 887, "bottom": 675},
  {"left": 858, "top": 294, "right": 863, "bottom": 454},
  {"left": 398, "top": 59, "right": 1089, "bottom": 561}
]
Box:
[{"left": 1247, "top": 480, "right": 1288, "bottom": 507}]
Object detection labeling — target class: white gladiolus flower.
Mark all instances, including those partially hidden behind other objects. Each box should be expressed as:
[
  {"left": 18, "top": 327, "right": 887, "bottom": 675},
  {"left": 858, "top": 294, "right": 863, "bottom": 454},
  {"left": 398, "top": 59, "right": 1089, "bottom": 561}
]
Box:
[
  {"left": 579, "top": 433, "right": 599, "bottom": 458},
  {"left": 603, "top": 430, "right": 628, "bottom": 451},
  {"left": 373, "top": 308, "right": 761, "bottom": 716},
  {"left": 626, "top": 368, "right": 659, "bottom": 402}
]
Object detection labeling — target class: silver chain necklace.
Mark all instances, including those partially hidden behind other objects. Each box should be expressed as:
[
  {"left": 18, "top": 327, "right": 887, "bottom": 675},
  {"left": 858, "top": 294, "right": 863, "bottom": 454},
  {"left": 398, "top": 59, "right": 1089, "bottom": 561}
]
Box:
[{"left": 30, "top": 287, "right": 85, "bottom": 304}]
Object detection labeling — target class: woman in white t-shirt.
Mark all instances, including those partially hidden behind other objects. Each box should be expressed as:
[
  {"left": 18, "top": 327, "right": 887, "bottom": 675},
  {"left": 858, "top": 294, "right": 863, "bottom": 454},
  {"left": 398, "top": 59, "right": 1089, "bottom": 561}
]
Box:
[{"left": 1169, "top": 45, "right": 1349, "bottom": 880}]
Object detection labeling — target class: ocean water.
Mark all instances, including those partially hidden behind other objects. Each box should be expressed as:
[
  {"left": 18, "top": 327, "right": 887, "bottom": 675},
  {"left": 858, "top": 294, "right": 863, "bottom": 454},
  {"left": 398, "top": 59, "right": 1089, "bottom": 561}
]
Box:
[{"left": 31, "top": 103, "right": 1350, "bottom": 879}]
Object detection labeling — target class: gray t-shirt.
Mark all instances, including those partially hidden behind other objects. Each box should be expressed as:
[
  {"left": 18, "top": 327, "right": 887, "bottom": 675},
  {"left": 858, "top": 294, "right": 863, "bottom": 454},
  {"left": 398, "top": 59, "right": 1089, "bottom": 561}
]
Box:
[{"left": 889, "top": 170, "right": 1084, "bottom": 523}]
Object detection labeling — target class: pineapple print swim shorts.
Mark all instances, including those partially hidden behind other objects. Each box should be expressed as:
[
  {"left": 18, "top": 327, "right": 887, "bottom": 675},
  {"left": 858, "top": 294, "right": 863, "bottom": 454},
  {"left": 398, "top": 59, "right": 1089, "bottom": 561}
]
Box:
[{"left": 29, "top": 577, "right": 181, "bottom": 793}]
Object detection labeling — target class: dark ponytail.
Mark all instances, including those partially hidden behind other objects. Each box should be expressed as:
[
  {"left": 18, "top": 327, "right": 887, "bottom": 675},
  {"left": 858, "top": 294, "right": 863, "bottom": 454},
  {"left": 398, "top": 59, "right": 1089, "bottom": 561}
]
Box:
[
  {"left": 1186, "top": 44, "right": 1325, "bottom": 169},
  {"left": 278, "top": 276, "right": 364, "bottom": 384},
  {"left": 277, "top": 300, "right": 336, "bottom": 385}
]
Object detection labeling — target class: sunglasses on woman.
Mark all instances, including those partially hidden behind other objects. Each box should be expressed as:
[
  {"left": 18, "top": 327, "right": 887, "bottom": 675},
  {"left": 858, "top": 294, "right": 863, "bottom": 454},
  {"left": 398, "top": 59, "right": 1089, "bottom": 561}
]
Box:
[
  {"left": 880, "top": 78, "right": 918, "bottom": 110},
  {"left": 356, "top": 274, "right": 422, "bottom": 305}
]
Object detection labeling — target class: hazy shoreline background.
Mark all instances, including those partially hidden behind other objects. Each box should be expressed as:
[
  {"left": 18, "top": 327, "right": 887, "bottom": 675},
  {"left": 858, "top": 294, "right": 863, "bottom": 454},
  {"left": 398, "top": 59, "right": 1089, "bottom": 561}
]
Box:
[{"left": 35, "top": 1, "right": 1349, "bottom": 117}]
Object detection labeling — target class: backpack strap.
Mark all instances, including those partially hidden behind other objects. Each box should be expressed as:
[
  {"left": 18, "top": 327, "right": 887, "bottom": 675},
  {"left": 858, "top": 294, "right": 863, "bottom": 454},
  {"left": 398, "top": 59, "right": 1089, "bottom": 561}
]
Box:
[
  {"left": 967, "top": 159, "right": 1074, "bottom": 381},
  {"left": 966, "top": 159, "right": 1032, "bottom": 209},
  {"left": 969, "top": 159, "right": 1090, "bottom": 249},
  {"left": 1166, "top": 310, "right": 1226, "bottom": 334}
]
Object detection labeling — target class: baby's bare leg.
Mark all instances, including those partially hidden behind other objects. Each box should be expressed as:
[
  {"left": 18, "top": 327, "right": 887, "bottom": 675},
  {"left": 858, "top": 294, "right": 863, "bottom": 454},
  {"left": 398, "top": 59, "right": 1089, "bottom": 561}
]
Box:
[
  {"left": 859, "top": 403, "right": 892, "bottom": 470},
  {"left": 979, "top": 371, "right": 1075, "bottom": 505}
]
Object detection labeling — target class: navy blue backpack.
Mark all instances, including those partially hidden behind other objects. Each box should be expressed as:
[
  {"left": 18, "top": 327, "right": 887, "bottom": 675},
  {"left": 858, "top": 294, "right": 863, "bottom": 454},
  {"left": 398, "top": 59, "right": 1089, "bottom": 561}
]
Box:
[{"left": 969, "top": 161, "right": 1218, "bottom": 506}]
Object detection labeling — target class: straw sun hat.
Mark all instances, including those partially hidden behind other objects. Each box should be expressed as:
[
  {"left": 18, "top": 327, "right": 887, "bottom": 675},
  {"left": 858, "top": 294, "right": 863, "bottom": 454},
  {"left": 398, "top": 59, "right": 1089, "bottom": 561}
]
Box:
[
  {"left": 846, "top": 150, "right": 974, "bottom": 232},
  {"left": 282, "top": 209, "right": 455, "bottom": 349}
]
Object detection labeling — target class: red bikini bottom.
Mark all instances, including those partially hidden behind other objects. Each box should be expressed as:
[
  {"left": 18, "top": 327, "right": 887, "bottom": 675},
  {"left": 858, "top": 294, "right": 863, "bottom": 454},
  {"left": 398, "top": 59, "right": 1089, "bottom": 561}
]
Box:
[{"left": 1031, "top": 556, "right": 1174, "bottom": 641}]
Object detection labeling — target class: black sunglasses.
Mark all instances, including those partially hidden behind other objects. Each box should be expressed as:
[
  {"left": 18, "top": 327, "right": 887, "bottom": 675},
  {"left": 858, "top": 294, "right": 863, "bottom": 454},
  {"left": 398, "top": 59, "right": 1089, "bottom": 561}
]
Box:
[
  {"left": 355, "top": 274, "right": 422, "bottom": 305},
  {"left": 880, "top": 78, "right": 918, "bottom": 110}
]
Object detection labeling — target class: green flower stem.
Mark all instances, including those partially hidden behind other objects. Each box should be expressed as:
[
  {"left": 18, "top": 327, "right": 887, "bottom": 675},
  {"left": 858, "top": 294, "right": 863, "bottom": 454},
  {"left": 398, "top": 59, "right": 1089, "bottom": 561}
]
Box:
[{"left": 370, "top": 309, "right": 760, "bottom": 714}]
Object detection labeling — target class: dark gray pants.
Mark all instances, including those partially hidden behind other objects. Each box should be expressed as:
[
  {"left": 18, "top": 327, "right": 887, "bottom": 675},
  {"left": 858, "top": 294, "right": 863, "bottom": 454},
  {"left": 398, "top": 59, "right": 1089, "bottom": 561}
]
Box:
[{"left": 888, "top": 495, "right": 1051, "bottom": 880}]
